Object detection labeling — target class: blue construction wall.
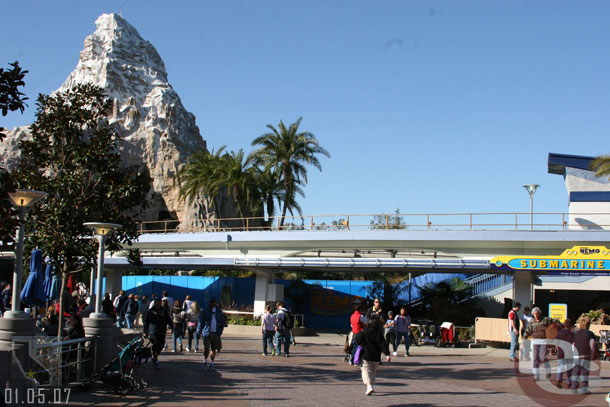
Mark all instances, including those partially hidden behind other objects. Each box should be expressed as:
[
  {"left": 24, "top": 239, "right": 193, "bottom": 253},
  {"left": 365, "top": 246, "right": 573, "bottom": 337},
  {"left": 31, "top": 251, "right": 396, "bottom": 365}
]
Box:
[{"left": 121, "top": 276, "right": 255, "bottom": 308}]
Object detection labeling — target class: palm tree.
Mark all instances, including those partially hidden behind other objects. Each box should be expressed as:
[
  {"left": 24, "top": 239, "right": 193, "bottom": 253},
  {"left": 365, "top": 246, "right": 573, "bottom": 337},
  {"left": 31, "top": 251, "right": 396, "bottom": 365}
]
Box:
[
  {"left": 250, "top": 117, "right": 329, "bottom": 227},
  {"left": 220, "top": 149, "right": 258, "bottom": 228},
  {"left": 591, "top": 155, "right": 610, "bottom": 179},
  {"left": 178, "top": 146, "right": 227, "bottom": 214}
]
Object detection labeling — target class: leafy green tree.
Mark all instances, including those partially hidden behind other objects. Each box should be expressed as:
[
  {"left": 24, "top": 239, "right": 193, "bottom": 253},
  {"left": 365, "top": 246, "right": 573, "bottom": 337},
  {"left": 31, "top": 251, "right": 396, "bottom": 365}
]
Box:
[
  {"left": 0, "top": 61, "right": 28, "bottom": 141},
  {"left": 13, "top": 83, "right": 150, "bottom": 337},
  {"left": 369, "top": 208, "right": 406, "bottom": 230},
  {"left": 0, "top": 61, "right": 28, "bottom": 244},
  {"left": 414, "top": 277, "right": 482, "bottom": 325},
  {"left": 250, "top": 117, "right": 329, "bottom": 227},
  {"left": 221, "top": 149, "right": 258, "bottom": 227},
  {"left": 591, "top": 155, "right": 610, "bottom": 179}
]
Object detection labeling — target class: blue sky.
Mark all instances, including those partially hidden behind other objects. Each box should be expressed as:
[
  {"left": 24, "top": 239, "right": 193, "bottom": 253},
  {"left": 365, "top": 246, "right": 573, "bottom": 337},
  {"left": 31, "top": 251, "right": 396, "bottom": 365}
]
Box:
[{"left": 2, "top": 1, "right": 609, "bottom": 222}]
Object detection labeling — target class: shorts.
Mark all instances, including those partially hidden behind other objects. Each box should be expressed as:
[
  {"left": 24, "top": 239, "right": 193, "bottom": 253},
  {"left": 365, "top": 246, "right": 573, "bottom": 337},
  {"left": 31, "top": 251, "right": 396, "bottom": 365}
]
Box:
[{"left": 204, "top": 332, "right": 222, "bottom": 352}]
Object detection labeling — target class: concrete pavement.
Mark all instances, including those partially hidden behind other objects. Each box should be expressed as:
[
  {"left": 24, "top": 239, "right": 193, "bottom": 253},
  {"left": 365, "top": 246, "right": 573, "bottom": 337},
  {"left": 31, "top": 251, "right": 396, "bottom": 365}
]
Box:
[{"left": 66, "top": 333, "right": 610, "bottom": 406}]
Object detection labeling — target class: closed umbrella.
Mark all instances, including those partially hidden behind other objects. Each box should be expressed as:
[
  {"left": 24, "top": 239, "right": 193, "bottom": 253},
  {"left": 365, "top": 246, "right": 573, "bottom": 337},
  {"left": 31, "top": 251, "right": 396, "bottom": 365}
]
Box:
[
  {"left": 20, "top": 249, "right": 46, "bottom": 308},
  {"left": 43, "top": 262, "right": 57, "bottom": 302}
]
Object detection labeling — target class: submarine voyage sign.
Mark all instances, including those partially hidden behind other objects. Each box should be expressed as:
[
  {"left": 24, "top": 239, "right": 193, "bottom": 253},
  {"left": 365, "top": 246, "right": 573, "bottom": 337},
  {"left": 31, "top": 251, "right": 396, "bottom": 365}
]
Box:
[{"left": 490, "top": 246, "right": 610, "bottom": 276}]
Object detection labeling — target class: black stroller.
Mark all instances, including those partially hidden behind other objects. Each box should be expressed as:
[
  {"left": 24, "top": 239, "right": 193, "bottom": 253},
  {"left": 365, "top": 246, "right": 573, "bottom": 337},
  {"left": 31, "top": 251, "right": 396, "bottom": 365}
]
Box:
[{"left": 88, "top": 335, "right": 152, "bottom": 395}]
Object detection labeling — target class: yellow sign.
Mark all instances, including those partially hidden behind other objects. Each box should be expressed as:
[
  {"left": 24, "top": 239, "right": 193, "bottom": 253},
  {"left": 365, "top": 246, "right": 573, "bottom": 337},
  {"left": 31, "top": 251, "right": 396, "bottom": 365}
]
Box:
[
  {"left": 549, "top": 303, "right": 567, "bottom": 322},
  {"left": 491, "top": 246, "right": 610, "bottom": 276}
]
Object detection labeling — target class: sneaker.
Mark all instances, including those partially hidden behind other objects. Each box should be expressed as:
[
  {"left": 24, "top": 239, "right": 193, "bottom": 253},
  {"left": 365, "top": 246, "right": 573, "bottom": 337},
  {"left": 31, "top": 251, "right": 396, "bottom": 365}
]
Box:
[
  {"left": 366, "top": 385, "right": 374, "bottom": 396},
  {"left": 392, "top": 351, "right": 397, "bottom": 356},
  {"left": 195, "top": 349, "right": 199, "bottom": 353},
  {"left": 186, "top": 347, "right": 190, "bottom": 352},
  {"left": 262, "top": 353, "right": 267, "bottom": 356},
  {"left": 208, "top": 362, "right": 214, "bottom": 370},
  {"left": 271, "top": 349, "right": 276, "bottom": 356},
  {"left": 405, "top": 354, "right": 409, "bottom": 357},
  {"left": 284, "top": 353, "right": 289, "bottom": 357},
  {"left": 172, "top": 349, "right": 176, "bottom": 353}
]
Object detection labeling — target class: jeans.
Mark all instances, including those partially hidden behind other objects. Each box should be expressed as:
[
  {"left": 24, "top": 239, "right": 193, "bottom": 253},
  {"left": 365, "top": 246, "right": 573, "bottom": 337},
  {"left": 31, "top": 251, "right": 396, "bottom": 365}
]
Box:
[
  {"left": 172, "top": 323, "right": 183, "bottom": 350},
  {"left": 571, "top": 358, "right": 591, "bottom": 389},
  {"left": 386, "top": 332, "right": 397, "bottom": 352},
  {"left": 521, "top": 338, "right": 531, "bottom": 360},
  {"left": 116, "top": 315, "right": 125, "bottom": 328},
  {"left": 396, "top": 331, "right": 410, "bottom": 355},
  {"left": 556, "top": 358, "right": 573, "bottom": 384},
  {"left": 262, "top": 330, "right": 275, "bottom": 355},
  {"left": 125, "top": 313, "right": 136, "bottom": 329},
  {"left": 532, "top": 343, "right": 550, "bottom": 379},
  {"left": 509, "top": 331, "right": 519, "bottom": 359},
  {"left": 187, "top": 325, "right": 199, "bottom": 351},
  {"left": 274, "top": 328, "right": 291, "bottom": 355}
]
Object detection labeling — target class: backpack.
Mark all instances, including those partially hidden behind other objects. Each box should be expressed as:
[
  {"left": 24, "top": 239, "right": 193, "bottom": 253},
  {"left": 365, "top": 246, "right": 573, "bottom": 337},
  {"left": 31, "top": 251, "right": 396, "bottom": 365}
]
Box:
[{"left": 282, "top": 309, "right": 294, "bottom": 329}]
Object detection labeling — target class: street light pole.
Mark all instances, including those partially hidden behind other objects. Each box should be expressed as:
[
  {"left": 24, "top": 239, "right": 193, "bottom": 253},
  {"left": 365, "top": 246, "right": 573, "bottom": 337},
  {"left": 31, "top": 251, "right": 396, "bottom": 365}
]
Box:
[
  {"left": 7, "top": 190, "right": 47, "bottom": 317},
  {"left": 84, "top": 222, "right": 121, "bottom": 318},
  {"left": 523, "top": 184, "right": 540, "bottom": 230}
]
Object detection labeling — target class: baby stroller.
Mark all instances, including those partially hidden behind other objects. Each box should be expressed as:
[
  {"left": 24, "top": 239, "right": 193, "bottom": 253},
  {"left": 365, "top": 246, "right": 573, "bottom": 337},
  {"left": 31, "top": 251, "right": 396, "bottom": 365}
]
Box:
[
  {"left": 88, "top": 335, "right": 152, "bottom": 395},
  {"left": 436, "top": 322, "right": 456, "bottom": 347},
  {"left": 417, "top": 320, "right": 439, "bottom": 346},
  {"left": 599, "top": 330, "right": 610, "bottom": 360}
]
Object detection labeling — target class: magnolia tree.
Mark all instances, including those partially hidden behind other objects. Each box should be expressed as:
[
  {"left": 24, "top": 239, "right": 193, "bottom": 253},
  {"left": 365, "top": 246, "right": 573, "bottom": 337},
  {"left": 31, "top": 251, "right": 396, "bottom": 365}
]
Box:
[{"left": 13, "top": 83, "right": 150, "bottom": 338}]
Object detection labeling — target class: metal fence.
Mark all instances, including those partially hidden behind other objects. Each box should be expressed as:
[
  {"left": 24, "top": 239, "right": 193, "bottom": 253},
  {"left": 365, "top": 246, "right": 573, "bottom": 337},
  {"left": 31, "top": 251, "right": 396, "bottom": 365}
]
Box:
[
  {"left": 137, "top": 212, "right": 610, "bottom": 233},
  {"left": 13, "top": 335, "right": 96, "bottom": 387}
]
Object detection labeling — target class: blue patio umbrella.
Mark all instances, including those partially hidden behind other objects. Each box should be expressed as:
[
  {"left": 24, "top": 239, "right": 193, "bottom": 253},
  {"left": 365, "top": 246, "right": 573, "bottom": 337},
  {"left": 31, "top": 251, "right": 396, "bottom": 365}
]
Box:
[
  {"left": 20, "top": 249, "right": 47, "bottom": 307},
  {"left": 43, "top": 262, "right": 59, "bottom": 301}
]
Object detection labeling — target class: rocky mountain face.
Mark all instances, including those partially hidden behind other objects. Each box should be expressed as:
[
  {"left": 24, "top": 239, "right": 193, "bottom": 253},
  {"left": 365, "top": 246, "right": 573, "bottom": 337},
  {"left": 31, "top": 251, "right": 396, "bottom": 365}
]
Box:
[{"left": 1, "top": 13, "right": 227, "bottom": 231}]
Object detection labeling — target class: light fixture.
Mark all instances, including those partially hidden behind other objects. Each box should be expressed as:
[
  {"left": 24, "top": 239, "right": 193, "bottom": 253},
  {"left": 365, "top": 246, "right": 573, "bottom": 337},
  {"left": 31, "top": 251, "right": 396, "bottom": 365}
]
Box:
[
  {"left": 6, "top": 189, "right": 47, "bottom": 317},
  {"left": 523, "top": 184, "right": 540, "bottom": 230},
  {"left": 8, "top": 189, "right": 48, "bottom": 208},
  {"left": 84, "top": 222, "right": 121, "bottom": 317}
]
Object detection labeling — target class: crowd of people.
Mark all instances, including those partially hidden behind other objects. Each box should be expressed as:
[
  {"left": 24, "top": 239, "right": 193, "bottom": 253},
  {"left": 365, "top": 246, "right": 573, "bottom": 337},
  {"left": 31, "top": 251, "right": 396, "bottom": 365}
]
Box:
[{"left": 508, "top": 302, "right": 596, "bottom": 394}]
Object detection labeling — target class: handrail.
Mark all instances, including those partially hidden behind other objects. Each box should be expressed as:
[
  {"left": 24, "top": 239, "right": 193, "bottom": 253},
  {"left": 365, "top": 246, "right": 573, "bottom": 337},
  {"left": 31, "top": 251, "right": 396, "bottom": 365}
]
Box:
[{"left": 136, "top": 212, "right": 610, "bottom": 234}]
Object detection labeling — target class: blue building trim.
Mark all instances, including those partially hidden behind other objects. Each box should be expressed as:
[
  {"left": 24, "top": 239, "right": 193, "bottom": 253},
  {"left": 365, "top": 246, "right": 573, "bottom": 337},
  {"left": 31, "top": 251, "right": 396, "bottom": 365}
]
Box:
[
  {"left": 570, "top": 191, "right": 610, "bottom": 202},
  {"left": 548, "top": 153, "right": 594, "bottom": 175}
]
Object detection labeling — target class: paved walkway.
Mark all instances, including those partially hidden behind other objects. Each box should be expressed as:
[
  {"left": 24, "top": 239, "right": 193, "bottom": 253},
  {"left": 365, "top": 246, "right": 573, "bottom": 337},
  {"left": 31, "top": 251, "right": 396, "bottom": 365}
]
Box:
[{"left": 68, "top": 333, "right": 610, "bottom": 407}]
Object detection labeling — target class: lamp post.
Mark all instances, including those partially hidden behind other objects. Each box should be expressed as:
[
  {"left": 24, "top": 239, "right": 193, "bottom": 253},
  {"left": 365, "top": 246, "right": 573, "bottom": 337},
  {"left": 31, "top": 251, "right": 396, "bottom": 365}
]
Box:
[
  {"left": 523, "top": 184, "right": 540, "bottom": 230},
  {"left": 84, "top": 222, "right": 121, "bottom": 318},
  {"left": 6, "top": 190, "right": 47, "bottom": 317}
]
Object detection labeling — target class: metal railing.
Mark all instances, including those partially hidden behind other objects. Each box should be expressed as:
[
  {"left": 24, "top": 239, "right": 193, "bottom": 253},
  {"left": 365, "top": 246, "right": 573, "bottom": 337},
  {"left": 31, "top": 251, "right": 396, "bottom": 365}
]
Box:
[
  {"left": 137, "top": 212, "right": 610, "bottom": 234},
  {"left": 465, "top": 274, "right": 513, "bottom": 297},
  {"left": 14, "top": 336, "right": 96, "bottom": 387}
]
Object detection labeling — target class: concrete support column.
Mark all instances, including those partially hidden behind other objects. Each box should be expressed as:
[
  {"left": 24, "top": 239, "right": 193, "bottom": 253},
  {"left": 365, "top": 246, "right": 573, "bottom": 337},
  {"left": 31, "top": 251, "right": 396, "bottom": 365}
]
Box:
[
  {"left": 105, "top": 269, "right": 123, "bottom": 297},
  {"left": 0, "top": 317, "right": 35, "bottom": 344},
  {"left": 253, "top": 270, "right": 284, "bottom": 315},
  {"left": 83, "top": 317, "right": 114, "bottom": 371},
  {"left": 513, "top": 270, "right": 534, "bottom": 308}
]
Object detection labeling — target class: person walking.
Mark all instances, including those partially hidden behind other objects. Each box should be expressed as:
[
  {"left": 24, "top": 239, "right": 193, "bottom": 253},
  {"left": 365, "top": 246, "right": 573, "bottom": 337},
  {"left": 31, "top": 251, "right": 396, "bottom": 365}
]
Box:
[
  {"left": 524, "top": 306, "right": 551, "bottom": 381},
  {"left": 261, "top": 304, "right": 277, "bottom": 356},
  {"left": 197, "top": 298, "right": 226, "bottom": 370},
  {"left": 170, "top": 299, "right": 186, "bottom": 352},
  {"left": 122, "top": 294, "right": 139, "bottom": 329},
  {"left": 139, "top": 295, "right": 149, "bottom": 328},
  {"left": 144, "top": 297, "right": 171, "bottom": 369},
  {"left": 508, "top": 302, "right": 521, "bottom": 362},
  {"left": 554, "top": 318, "right": 574, "bottom": 389},
  {"left": 274, "top": 301, "right": 291, "bottom": 357},
  {"left": 162, "top": 290, "right": 174, "bottom": 309},
  {"left": 185, "top": 301, "right": 201, "bottom": 352},
  {"left": 183, "top": 295, "right": 194, "bottom": 312},
  {"left": 355, "top": 315, "right": 391, "bottom": 396},
  {"left": 521, "top": 306, "right": 534, "bottom": 361},
  {"left": 349, "top": 302, "right": 366, "bottom": 364},
  {"left": 571, "top": 317, "right": 596, "bottom": 394},
  {"left": 394, "top": 307, "right": 412, "bottom": 357},
  {"left": 384, "top": 311, "right": 397, "bottom": 356},
  {"left": 367, "top": 298, "right": 383, "bottom": 318},
  {"left": 113, "top": 290, "right": 127, "bottom": 328}
]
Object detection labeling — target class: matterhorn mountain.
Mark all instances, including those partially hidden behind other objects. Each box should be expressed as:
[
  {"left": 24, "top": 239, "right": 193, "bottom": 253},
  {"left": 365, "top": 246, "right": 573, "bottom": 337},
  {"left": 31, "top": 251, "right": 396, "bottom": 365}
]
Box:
[{"left": 1, "top": 13, "right": 228, "bottom": 230}]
